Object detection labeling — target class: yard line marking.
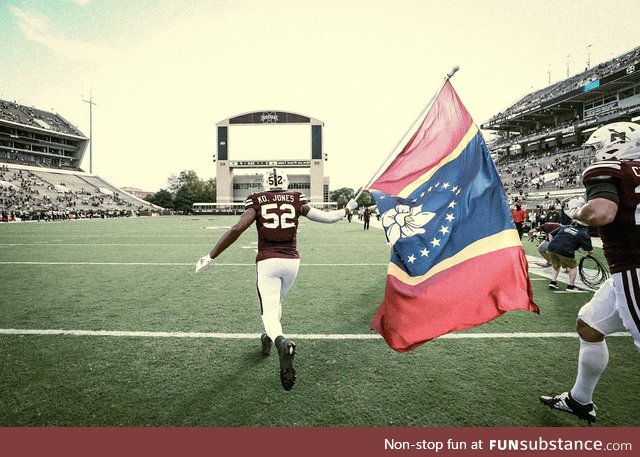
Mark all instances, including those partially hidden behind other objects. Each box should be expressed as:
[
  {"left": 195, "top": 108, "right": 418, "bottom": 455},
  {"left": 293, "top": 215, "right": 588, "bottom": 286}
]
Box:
[
  {"left": 0, "top": 242, "right": 382, "bottom": 247},
  {"left": 0, "top": 243, "right": 222, "bottom": 246},
  {"left": 0, "top": 328, "right": 631, "bottom": 340},
  {"left": 0, "top": 261, "right": 388, "bottom": 266}
]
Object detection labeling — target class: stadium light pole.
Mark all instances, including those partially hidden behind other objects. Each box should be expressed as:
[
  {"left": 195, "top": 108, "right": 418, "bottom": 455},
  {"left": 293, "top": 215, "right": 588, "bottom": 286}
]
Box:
[
  {"left": 547, "top": 64, "right": 551, "bottom": 85},
  {"left": 587, "top": 43, "right": 592, "bottom": 69},
  {"left": 82, "top": 92, "right": 96, "bottom": 174},
  {"left": 566, "top": 55, "right": 571, "bottom": 77}
]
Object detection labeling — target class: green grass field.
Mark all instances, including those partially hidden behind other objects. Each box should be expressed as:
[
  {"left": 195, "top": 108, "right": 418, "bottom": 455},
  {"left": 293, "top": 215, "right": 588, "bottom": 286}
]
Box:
[{"left": 0, "top": 216, "right": 638, "bottom": 427}]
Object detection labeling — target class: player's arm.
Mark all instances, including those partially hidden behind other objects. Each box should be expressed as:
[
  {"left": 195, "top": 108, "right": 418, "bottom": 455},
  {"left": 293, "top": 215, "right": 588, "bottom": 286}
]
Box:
[
  {"left": 574, "top": 177, "right": 619, "bottom": 227},
  {"left": 195, "top": 208, "right": 256, "bottom": 272},
  {"left": 575, "top": 198, "right": 618, "bottom": 227},
  {"left": 300, "top": 199, "right": 358, "bottom": 223},
  {"left": 208, "top": 207, "right": 256, "bottom": 259}
]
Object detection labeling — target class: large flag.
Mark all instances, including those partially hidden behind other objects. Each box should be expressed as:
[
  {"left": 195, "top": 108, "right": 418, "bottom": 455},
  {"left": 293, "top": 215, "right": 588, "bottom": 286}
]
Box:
[{"left": 368, "top": 80, "right": 538, "bottom": 352}]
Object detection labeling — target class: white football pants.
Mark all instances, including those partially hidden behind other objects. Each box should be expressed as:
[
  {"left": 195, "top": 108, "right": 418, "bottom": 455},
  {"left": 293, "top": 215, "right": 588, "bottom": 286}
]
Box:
[
  {"left": 256, "top": 257, "right": 300, "bottom": 341},
  {"left": 578, "top": 270, "right": 640, "bottom": 351}
]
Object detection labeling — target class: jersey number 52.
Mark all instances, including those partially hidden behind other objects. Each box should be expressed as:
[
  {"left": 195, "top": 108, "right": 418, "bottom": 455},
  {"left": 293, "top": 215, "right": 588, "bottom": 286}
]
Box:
[{"left": 261, "top": 203, "right": 296, "bottom": 229}]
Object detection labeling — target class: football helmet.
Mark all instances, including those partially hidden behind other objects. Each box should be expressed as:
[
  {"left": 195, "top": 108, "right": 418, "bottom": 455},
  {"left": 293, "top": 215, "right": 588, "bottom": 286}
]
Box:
[
  {"left": 583, "top": 122, "right": 640, "bottom": 161},
  {"left": 262, "top": 168, "right": 289, "bottom": 191}
]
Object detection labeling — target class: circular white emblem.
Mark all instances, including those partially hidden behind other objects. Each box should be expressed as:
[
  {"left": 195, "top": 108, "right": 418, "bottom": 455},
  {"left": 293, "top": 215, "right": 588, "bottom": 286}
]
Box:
[{"left": 260, "top": 112, "right": 279, "bottom": 123}]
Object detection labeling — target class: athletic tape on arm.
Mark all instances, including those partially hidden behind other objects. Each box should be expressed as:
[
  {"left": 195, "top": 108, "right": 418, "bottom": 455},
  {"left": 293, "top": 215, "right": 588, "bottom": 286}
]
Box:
[{"left": 305, "top": 207, "right": 345, "bottom": 223}]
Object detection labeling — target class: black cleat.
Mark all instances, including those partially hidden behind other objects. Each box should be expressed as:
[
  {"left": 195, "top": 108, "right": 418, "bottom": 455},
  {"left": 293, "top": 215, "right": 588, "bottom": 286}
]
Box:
[
  {"left": 548, "top": 281, "right": 559, "bottom": 290},
  {"left": 275, "top": 336, "right": 296, "bottom": 391},
  {"left": 260, "top": 333, "right": 272, "bottom": 357},
  {"left": 540, "top": 391, "right": 597, "bottom": 424}
]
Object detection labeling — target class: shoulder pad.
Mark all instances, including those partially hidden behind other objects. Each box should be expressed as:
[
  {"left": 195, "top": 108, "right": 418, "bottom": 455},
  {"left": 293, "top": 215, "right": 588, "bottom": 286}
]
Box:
[
  {"left": 244, "top": 193, "right": 258, "bottom": 208},
  {"left": 582, "top": 160, "right": 622, "bottom": 182}
]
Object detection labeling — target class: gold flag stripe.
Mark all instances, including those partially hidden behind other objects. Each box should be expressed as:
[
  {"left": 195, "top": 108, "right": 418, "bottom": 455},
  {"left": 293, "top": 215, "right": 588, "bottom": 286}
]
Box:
[
  {"left": 387, "top": 229, "right": 522, "bottom": 286},
  {"left": 397, "top": 123, "right": 479, "bottom": 199}
]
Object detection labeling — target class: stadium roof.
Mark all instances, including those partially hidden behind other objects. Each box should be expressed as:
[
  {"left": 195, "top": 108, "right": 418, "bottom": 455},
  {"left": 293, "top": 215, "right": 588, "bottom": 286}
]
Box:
[
  {"left": 482, "top": 46, "right": 640, "bottom": 132},
  {"left": 0, "top": 99, "right": 85, "bottom": 138}
]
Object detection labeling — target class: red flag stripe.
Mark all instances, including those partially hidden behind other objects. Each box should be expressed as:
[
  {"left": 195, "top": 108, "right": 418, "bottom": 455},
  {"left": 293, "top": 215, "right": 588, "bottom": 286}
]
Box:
[
  {"left": 367, "top": 81, "right": 473, "bottom": 196},
  {"left": 372, "top": 246, "right": 537, "bottom": 352},
  {"left": 387, "top": 228, "right": 522, "bottom": 285}
]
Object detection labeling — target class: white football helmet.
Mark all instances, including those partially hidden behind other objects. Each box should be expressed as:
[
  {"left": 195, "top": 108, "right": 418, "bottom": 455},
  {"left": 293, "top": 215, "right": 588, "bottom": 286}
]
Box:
[
  {"left": 262, "top": 168, "right": 289, "bottom": 191},
  {"left": 583, "top": 122, "right": 640, "bottom": 161}
]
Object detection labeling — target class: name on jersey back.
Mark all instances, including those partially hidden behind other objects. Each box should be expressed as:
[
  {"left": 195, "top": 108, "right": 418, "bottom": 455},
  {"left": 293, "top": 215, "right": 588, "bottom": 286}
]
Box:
[{"left": 257, "top": 194, "right": 295, "bottom": 204}]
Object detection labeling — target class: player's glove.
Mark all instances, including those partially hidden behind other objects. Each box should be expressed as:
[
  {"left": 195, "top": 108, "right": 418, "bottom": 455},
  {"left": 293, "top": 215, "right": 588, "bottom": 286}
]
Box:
[
  {"left": 195, "top": 254, "right": 213, "bottom": 273},
  {"left": 346, "top": 199, "right": 358, "bottom": 212},
  {"left": 564, "top": 196, "right": 586, "bottom": 219}
]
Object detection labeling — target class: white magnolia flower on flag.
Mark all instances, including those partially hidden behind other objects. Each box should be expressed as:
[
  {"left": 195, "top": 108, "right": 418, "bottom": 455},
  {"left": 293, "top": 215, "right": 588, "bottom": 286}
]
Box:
[{"left": 381, "top": 204, "right": 436, "bottom": 246}]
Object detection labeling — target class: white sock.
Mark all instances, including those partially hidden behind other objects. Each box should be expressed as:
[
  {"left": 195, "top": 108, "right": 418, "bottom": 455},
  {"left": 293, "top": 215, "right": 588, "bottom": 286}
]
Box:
[
  {"left": 261, "top": 311, "right": 283, "bottom": 342},
  {"left": 570, "top": 339, "right": 609, "bottom": 404}
]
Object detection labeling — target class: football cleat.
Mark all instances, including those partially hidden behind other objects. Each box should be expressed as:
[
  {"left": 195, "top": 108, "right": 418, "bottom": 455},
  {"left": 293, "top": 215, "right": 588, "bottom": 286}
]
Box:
[
  {"left": 260, "top": 333, "right": 272, "bottom": 357},
  {"left": 566, "top": 285, "right": 582, "bottom": 292},
  {"left": 540, "top": 391, "right": 597, "bottom": 424},
  {"left": 549, "top": 281, "right": 559, "bottom": 290},
  {"left": 275, "top": 336, "right": 296, "bottom": 391}
]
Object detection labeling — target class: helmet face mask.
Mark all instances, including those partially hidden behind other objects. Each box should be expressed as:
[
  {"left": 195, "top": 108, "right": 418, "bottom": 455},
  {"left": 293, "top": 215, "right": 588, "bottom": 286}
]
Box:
[
  {"left": 584, "top": 122, "right": 640, "bottom": 161},
  {"left": 262, "top": 168, "right": 289, "bottom": 191}
]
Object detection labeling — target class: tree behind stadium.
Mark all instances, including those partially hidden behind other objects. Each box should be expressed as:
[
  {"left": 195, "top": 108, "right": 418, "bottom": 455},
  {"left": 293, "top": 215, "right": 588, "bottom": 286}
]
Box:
[{"left": 145, "top": 170, "right": 216, "bottom": 212}]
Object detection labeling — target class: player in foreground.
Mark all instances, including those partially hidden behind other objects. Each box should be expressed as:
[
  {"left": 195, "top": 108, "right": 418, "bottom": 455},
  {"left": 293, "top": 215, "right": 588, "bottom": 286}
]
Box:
[
  {"left": 195, "top": 168, "right": 357, "bottom": 391},
  {"left": 540, "top": 122, "right": 640, "bottom": 424}
]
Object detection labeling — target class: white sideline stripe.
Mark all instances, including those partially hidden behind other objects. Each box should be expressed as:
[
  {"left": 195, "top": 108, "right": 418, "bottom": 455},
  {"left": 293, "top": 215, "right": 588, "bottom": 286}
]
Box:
[
  {"left": 0, "top": 328, "right": 630, "bottom": 340},
  {"left": 0, "top": 261, "right": 387, "bottom": 266},
  {"left": 0, "top": 243, "right": 219, "bottom": 247}
]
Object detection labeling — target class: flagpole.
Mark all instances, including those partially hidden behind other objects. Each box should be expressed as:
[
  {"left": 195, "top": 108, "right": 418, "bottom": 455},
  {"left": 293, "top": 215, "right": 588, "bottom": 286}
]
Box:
[{"left": 352, "top": 65, "right": 460, "bottom": 203}]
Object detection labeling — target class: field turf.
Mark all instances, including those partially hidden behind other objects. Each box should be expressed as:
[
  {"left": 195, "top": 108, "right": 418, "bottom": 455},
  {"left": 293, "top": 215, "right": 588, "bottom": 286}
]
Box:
[{"left": 0, "top": 216, "right": 638, "bottom": 427}]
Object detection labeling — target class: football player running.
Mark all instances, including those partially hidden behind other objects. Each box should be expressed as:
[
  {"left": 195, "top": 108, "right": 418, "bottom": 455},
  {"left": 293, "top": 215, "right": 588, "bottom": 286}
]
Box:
[
  {"left": 195, "top": 168, "right": 357, "bottom": 391},
  {"left": 540, "top": 122, "right": 640, "bottom": 424}
]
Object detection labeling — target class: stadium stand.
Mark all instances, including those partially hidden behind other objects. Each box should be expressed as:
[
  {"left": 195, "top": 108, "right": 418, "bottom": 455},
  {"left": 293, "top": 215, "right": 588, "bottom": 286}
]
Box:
[
  {"left": 1, "top": 99, "right": 159, "bottom": 221},
  {"left": 485, "top": 46, "right": 640, "bottom": 213}
]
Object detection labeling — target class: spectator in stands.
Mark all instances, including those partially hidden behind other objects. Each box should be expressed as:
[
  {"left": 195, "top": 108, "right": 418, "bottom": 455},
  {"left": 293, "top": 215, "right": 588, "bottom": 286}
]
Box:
[{"left": 547, "top": 221, "right": 593, "bottom": 292}]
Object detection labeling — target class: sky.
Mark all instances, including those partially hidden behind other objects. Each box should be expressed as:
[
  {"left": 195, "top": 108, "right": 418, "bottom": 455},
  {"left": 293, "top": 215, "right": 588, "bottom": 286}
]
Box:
[{"left": 1, "top": 0, "right": 639, "bottom": 193}]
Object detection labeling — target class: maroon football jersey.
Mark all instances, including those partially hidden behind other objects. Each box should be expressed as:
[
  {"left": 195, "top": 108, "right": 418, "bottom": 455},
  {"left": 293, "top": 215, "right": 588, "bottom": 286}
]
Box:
[
  {"left": 582, "top": 159, "right": 640, "bottom": 273},
  {"left": 245, "top": 190, "right": 308, "bottom": 262}
]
